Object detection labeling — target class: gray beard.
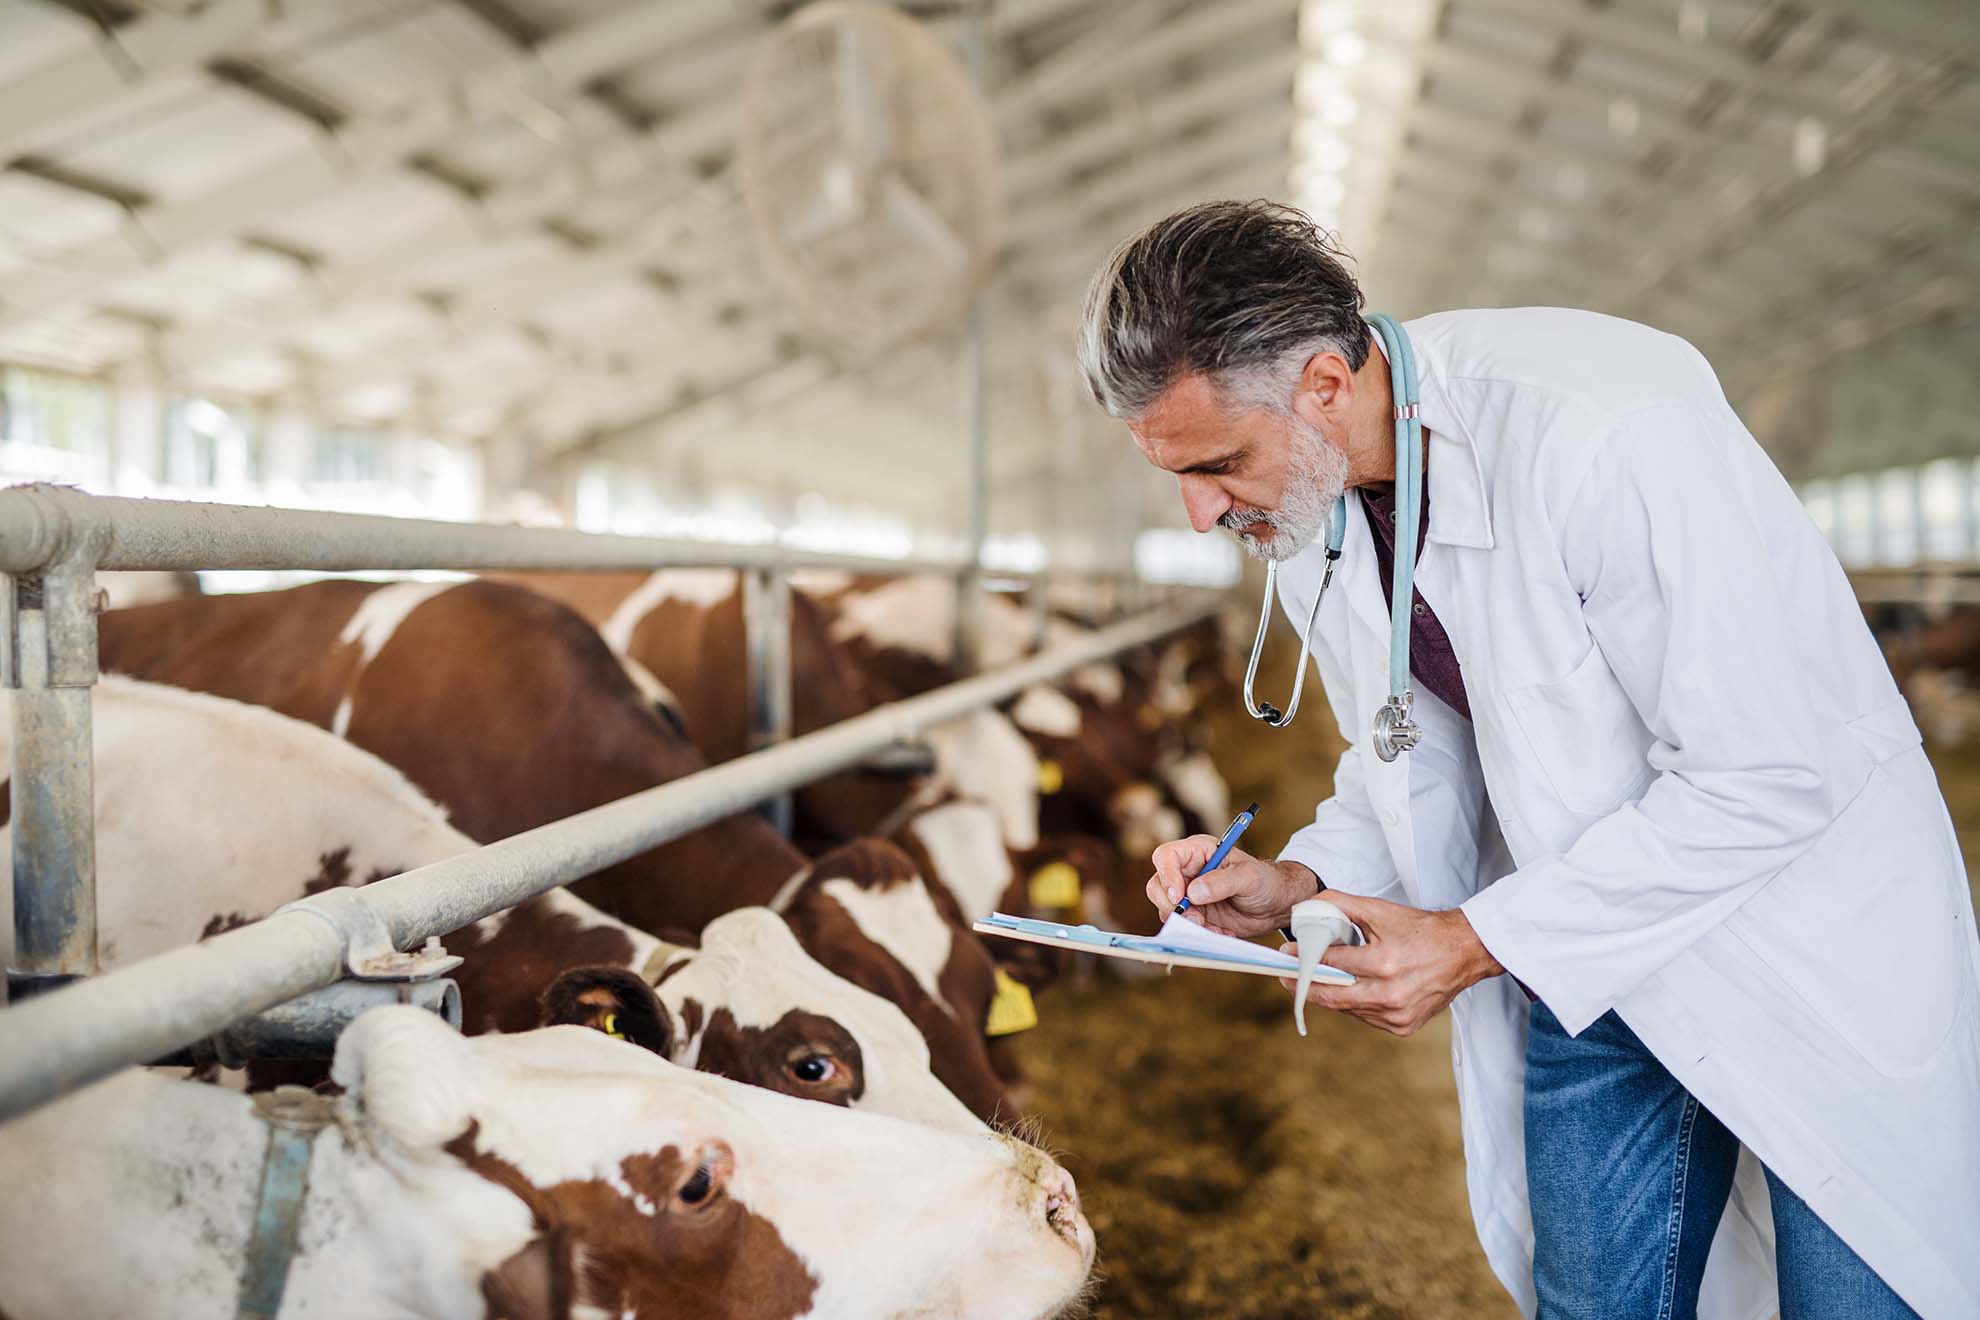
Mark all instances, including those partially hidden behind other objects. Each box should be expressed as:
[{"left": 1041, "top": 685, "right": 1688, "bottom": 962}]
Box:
[{"left": 1219, "top": 416, "right": 1350, "bottom": 563}]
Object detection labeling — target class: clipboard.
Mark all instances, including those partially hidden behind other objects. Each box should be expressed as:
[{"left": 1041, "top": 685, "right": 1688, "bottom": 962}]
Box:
[{"left": 974, "top": 912, "right": 1356, "bottom": 985}]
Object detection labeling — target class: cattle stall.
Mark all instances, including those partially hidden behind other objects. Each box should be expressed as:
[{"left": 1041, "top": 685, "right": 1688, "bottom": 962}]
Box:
[{"left": 0, "top": 482, "right": 1216, "bottom": 1118}]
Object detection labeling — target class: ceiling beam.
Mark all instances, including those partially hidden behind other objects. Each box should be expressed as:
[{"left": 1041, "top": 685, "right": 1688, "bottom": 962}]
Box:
[
  {"left": 0, "top": 0, "right": 751, "bottom": 323},
  {"left": 0, "top": 0, "right": 304, "bottom": 160},
  {"left": 1004, "top": 47, "right": 1298, "bottom": 199},
  {"left": 1591, "top": 59, "right": 1971, "bottom": 313},
  {"left": 1005, "top": 111, "right": 1292, "bottom": 250},
  {"left": 996, "top": 0, "right": 1295, "bottom": 128},
  {"left": 1727, "top": 274, "right": 1973, "bottom": 391},
  {"left": 143, "top": 98, "right": 740, "bottom": 374}
]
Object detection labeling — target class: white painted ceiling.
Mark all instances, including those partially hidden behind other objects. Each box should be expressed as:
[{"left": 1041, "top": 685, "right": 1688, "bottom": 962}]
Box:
[{"left": 0, "top": 0, "right": 1973, "bottom": 540}]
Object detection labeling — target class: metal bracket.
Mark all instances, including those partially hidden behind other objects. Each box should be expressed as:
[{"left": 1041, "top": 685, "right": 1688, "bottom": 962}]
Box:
[{"left": 275, "top": 889, "right": 463, "bottom": 982}]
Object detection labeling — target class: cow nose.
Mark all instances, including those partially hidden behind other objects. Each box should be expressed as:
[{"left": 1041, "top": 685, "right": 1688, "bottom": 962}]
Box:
[
  {"left": 1041, "top": 1164, "right": 1094, "bottom": 1259},
  {"left": 1045, "top": 1165, "right": 1080, "bottom": 1219}
]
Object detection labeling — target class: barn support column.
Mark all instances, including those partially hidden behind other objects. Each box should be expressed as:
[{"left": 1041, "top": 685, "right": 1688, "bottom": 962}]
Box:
[
  {"left": 744, "top": 567, "right": 794, "bottom": 836},
  {"left": 953, "top": 0, "right": 991, "bottom": 675},
  {"left": 5, "top": 541, "right": 104, "bottom": 1003}
]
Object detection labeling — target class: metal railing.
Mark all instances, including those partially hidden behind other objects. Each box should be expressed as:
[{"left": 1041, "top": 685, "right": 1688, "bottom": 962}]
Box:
[{"left": 0, "top": 484, "right": 1217, "bottom": 1121}]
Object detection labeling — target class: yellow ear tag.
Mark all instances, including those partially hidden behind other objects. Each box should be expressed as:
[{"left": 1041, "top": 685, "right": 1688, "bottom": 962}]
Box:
[
  {"left": 986, "top": 968, "right": 1039, "bottom": 1037},
  {"left": 601, "top": 1012, "right": 625, "bottom": 1041},
  {"left": 1037, "top": 759, "right": 1064, "bottom": 795},
  {"left": 1027, "top": 861, "right": 1082, "bottom": 911}
]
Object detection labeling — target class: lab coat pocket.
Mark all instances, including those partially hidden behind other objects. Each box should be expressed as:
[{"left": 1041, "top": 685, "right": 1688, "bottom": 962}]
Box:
[
  {"left": 1724, "top": 753, "right": 1968, "bottom": 1079},
  {"left": 1505, "top": 641, "right": 1654, "bottom": 817}
]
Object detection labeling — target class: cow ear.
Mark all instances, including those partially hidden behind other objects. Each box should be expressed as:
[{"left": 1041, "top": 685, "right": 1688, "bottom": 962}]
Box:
[
  {"left": 481, "top": 1230, "right": 573, "bottom": 1320},
  {"left": 540, "top": 967, "right": 674, "bottom": 1057}
]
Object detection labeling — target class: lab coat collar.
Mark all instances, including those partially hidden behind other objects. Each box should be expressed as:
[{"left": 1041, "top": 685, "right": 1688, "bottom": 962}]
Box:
[{"left": 1369, "top": 319, "right": 1495, "bottom": 551}]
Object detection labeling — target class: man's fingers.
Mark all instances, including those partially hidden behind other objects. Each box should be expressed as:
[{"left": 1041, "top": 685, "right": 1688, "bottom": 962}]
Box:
[
  {"left": 1150, "top": 834, "right": 1217, "bottom": 904},
  {"left": 1318, "top": 943, "right": 1386, "bottom": 978},
  {"left": 1313, "top": 888, "right": 1387, "bottom": 932},
  {"left": 1277, "top": 975, "right": 1378, "bottom": 1014},
  {"left": 1182, "top": 851, "right": 1253, "bottom": 906}
]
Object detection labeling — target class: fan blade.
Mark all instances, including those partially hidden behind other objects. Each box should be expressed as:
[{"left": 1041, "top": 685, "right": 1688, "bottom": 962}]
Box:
[
  {"left": 835, "top": 21, "right": 893, "bottom": 179},
  {"left": 782, "top": 162, "right": 861, "bottom": 249},
  {"left": 879, "top": 176, "right": 968, "bottom": 270}
]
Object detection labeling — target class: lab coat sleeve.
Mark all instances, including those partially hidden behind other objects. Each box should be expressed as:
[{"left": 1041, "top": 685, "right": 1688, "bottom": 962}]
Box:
[
  {"left": 1275, "top": 638, "right": 1406, "bottom": 902},
  {"left": 1460, "top": 400, "right": 1840, "bottom": 1034}
]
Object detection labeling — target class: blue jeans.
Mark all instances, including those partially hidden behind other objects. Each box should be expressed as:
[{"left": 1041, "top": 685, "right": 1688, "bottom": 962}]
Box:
[{"left": 1524, "top": 1002, "right": 1918, "bottom": 1320}]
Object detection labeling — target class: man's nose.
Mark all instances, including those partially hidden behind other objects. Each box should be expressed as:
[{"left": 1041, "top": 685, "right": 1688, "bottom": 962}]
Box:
[{"left": 1178, "top": 474, "right": 1232, "bottom": 533}]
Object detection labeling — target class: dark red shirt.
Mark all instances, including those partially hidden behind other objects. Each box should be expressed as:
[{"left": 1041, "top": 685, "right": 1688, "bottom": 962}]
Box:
[{"left": 1360, "top": 468, "right": 1471, "bottom": 723}]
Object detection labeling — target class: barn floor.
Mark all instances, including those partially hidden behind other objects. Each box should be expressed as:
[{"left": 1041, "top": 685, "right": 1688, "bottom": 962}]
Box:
[{"left": 1019, "top": 628, "right": 1980, "bottom": 1319}]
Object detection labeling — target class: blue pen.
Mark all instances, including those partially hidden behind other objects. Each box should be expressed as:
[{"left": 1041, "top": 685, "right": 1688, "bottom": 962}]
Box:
[{"left": 1172, "top": 801, "right": 1260, "bottom": 917}]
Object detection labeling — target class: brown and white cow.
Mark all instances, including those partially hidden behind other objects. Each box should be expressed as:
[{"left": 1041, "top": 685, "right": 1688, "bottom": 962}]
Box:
[
  {"left": 0, "top": 1007, "right": 1094, "bottom": 1320},
  {"left": 96, "top": 585, "right": 1025, "bottom": 1117},
  {"left": 0, "top": 676, "right": 986, "bottom": 1131},
  {"left": 494, "top": 568, "right": 1045, "bottom": 852}
]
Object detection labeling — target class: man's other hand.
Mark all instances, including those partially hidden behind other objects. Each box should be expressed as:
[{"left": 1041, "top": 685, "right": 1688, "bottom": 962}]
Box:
[
  {"left": 1279, "top": 890, "right": 1504, "bottom": 1036},
  {"left": 1146, "top": 837, "right": 1317, "bottom": 937}
]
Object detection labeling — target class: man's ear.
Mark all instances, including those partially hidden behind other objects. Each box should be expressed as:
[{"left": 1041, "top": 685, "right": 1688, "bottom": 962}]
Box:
[
  {"left": 539, "top": 967, "right": 675, "bottom": 1057},
  {"left": 1294, "top": 347, "right": 1355, "bottom": 423},
  {"left": 481, "top": 1231, "right": 573, "bottom": 1320}
]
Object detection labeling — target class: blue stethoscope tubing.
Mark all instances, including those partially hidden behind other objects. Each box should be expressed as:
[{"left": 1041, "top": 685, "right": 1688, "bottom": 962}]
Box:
[{"left": 1242, "top": 313, "right": 1424, "bottom": 762}]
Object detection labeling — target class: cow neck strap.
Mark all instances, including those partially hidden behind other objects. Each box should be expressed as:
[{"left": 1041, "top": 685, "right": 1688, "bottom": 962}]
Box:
[{"left": 237, "top": 1086, "right": 335, "bottom": 1320}]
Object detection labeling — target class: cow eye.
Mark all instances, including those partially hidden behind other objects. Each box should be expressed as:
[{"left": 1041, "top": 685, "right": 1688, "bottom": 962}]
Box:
[{"left": 790, "top": 1054, "right": 836, "bottom": 1084}]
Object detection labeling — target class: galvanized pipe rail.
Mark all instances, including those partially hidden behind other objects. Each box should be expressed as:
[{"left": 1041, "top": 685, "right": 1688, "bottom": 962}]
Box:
[
  {"left": 0, "top": 595, "right": 1216, "bottom": 1121},
  {"left": 0, "top": 484, "right": 1123, "bottom": 994},
  {"left": 0, "top": 485, "right": 979, "bottom": 576}
]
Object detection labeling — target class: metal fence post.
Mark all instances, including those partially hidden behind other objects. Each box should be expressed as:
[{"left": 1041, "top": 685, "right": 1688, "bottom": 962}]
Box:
[
  {"left": 743, "top": 567, "right": 794, "bottom": 836},
  {"left": 6, "top": 543, "right": 103, "bottom": 1002},
  {"left": 1029, "top": 569, "right": 1052, "bottom": 648}
]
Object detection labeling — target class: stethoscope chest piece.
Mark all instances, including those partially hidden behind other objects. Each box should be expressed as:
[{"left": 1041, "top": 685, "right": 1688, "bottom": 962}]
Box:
[{"left": 1370, "top": 692, "right": 1422, "bottom": 763}]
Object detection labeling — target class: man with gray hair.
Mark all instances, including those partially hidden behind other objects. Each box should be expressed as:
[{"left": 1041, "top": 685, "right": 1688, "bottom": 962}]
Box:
[{"left": 1081, "top": 199, "right": 1980, "bottom": 1318}]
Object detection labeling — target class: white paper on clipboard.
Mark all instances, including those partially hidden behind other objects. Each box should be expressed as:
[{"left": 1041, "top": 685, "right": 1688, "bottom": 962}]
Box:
[{"left": 973, "top": 912, "right": 1356, "bottom": 985}]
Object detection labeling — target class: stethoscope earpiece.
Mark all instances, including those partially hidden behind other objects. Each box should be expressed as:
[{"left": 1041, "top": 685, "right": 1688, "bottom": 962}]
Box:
[{"left": 1241, "top": 312, "right": 1426, "bottom": 761}]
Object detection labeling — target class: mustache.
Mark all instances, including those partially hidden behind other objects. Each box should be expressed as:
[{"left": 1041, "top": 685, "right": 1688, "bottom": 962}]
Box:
[{"left": 1218, "top": 507, "right": 1272, "bottom": 531}]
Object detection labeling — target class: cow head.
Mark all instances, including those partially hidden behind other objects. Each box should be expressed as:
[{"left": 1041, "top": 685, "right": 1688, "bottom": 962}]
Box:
[
  {"left": 918, "top": 708, "right": 1041, "bottom": 850},
  {"left": 541, "top": 907, "right": 984, "bottom": 1134},
  {"left": 330, "top": 1006, "right": 1093, "bottom": 1320},
  {"left": 772, "top": 839, "right": 1018, "bottom": 1124}
]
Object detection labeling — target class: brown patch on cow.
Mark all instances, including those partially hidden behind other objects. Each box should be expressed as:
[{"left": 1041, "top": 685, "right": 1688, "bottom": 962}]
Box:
[
  {"left": 0, "top": 778, "right": 10, "bottom": 829},
  {"left": 303, "top": 846, "right": 355, "bottom": 895},
  {"left": 199, "top": 912, "right": 253, "bottom": 939},
  {"left": 97, "top": 579, "right": 376, "bottom": 728},
  {"left": 806, "top": 837, "right": 919, "bottom": 894},
  {"left": 503, "top": 571, "right": 929, "bottom": 846},
  {"left": 693, "top": 1007, "right": 867, "bottom": 1108},
  {"left": 450, "top": 895, "right": 643, "bottom": 1036},
  {"left": 539, "top": 966, "right": 675, "bottom": 1056},
  {"left": 445, "top": 1121, "right": 819, "bottom": 1320},
  {"left": 676, "top": 997, "right": 706, "bottom": 1044}
]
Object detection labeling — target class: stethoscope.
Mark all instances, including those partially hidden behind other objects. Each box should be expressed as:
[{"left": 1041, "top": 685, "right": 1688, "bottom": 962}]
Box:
[{"left": 1242, "top": 312, "right": 1424, "bottom": 763}]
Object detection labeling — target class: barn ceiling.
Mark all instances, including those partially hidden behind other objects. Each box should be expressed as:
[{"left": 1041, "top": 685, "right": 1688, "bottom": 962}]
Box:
[{"left": 0, "top": 0, "right": 1974, "bottom": 532}]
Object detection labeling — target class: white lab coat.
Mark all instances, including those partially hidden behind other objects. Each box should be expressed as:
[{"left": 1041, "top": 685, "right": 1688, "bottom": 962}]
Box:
[{"left": 1273, "top": 307, "right": 1980, "bottom": 1319}]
